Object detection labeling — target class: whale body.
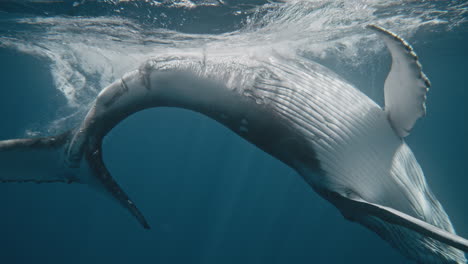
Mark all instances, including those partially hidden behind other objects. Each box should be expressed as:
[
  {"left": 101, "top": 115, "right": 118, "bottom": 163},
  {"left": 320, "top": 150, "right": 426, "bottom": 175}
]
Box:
[{"left": 0, "top": 25, "right": 467, "bottom": 263}]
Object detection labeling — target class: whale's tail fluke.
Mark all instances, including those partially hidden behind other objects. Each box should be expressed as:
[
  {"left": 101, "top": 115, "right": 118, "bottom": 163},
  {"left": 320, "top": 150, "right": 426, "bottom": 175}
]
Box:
[
  {"left": 0, "top": 130, "right": 150, "bottom": 229},
  {"left": 0, "top": 131, "right": 78, "bottom": 184}
]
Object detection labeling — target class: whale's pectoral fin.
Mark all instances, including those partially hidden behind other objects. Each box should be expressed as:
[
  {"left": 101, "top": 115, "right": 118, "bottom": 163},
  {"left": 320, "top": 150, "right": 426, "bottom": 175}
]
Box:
[
  {"left": 85, "top": 142, "right": 151, "bottom": 229},
  {"left": 0, "top": 131, "right": 79, "bottom": 183},
  {"left": 331, "top": 192, "right": 468, "bottom": 252},
  {"left": 368, "top": 25, "right": 430, "bottom": 138}
]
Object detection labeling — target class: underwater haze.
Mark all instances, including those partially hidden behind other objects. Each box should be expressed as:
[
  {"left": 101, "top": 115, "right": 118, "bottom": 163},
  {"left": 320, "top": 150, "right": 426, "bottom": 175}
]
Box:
[{"left": 0, "top": 0, "right": 467, "bottom": 263}]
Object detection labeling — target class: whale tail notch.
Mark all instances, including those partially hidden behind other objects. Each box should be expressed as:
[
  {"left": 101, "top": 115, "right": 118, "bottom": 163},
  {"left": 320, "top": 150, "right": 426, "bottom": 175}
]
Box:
[{"left": 0, "top": 131, "right": 150, "bottom": 229}]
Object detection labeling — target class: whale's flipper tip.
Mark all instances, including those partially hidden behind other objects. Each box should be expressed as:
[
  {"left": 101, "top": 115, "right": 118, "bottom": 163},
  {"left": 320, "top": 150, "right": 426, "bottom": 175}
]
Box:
[
  {"left": 86, "top": 144, "right": 151, "bottom": 230},
  {"left": 367, "top": 24, "right": 430, "bottom": 138}
]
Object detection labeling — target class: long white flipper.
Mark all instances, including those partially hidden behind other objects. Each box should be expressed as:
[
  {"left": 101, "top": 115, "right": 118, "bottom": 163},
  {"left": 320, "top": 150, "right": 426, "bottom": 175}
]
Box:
[
  {"left": 330, "top": 191, "right": 468, "bottom": 252},
  {"left": 368, "top": 24, "right": 430, "bottom": 138}
]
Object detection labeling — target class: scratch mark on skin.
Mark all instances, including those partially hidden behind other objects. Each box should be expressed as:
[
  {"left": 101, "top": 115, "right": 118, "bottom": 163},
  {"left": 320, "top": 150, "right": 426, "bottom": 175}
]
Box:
[
  {"left": 139, "top": 61, "right": 153, "bottom": 90},
  {"left": 103, "top": 78, "right": 129, "bottom": 107}
]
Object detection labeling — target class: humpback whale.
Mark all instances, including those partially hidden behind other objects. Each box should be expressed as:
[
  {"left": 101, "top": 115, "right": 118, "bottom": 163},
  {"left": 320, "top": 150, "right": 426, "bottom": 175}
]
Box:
[{"left": 0, "top": 25, "right": 466, "bottom": 263}]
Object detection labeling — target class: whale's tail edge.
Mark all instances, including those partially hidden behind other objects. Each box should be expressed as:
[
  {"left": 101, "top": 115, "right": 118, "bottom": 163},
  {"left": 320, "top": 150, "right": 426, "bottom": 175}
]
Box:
[
  {"left": 0, "top": 131, "right": 151, "bottom": 229},
  {"left": 0, "top": 130, "right": 78, "bottom": 184}
]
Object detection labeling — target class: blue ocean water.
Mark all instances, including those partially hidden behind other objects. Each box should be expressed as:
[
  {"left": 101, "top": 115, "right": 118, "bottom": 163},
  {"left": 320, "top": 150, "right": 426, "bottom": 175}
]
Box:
[{"left": 0, "top": 1, "right": 467, "bottom": 263}]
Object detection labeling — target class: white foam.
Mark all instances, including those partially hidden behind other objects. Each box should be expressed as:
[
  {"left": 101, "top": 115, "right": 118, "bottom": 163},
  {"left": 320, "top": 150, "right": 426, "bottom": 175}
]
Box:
[{"left": 0, "top": 0, "right": 465, "bottom": 128}]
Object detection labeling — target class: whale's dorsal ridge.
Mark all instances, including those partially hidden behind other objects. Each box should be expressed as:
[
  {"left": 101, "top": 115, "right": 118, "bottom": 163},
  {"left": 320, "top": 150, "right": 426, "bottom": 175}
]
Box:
[{"left": 368, "top": 24, "right": 430, "bottom": 138}]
